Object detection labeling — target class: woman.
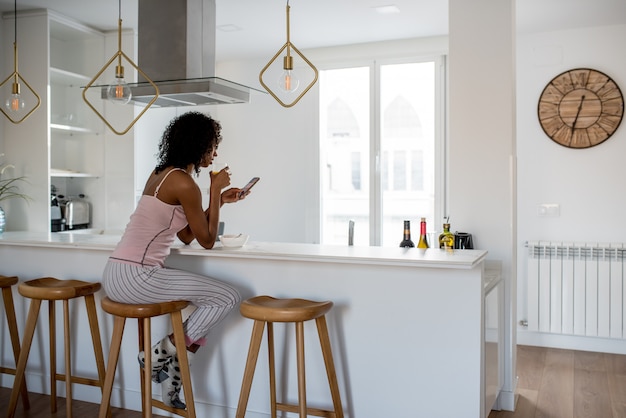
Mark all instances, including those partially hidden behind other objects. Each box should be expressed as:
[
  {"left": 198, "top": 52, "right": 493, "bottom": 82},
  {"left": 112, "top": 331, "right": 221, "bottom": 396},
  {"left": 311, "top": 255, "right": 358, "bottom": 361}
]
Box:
[{"left": 102, "top": 111, "right": 243, "bottom": 408}]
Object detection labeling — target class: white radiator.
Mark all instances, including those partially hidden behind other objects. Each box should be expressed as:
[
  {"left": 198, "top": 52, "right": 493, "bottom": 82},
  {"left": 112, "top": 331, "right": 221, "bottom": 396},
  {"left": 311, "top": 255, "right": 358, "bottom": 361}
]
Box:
[{"left": 527, "top": 241, "right": 625, "bottom": 339}]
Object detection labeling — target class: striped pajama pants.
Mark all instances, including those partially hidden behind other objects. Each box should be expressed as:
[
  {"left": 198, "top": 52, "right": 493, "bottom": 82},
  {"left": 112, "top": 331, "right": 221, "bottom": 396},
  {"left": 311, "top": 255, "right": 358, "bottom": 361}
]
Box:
[{"left": 102, "top": 260, "right": 241, "bottom": 345}]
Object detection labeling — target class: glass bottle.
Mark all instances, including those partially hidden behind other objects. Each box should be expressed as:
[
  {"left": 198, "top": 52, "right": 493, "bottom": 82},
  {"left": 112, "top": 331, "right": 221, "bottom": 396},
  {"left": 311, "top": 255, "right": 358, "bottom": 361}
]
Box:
[
  {"left": 438, "top": 221, "right": 455, "bottom": 249},
  {"left": 399, "top": 220, "right": 415, "bottom": 248},
  {"left": 417, "top": 217, "right": 429, "bottom": 248}
]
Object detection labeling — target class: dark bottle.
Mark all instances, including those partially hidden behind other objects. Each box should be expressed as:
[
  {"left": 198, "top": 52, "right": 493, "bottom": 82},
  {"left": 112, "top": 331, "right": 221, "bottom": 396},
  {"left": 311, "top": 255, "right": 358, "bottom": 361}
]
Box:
[
  {"left": 399, "top": 220, "right": 415, "bottom": 248},
  {"left": 417, "top": 217, "right": 429, "bottom": 248},
  {"left": 438, "top": 221, "right": 455, "bottom": 249}
]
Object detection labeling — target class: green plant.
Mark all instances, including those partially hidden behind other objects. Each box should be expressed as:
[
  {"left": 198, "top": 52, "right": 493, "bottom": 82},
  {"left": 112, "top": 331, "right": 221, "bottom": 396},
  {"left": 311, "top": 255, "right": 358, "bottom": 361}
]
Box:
[{"left": 0, "top": 155, "right": 30, "bottom": 204}]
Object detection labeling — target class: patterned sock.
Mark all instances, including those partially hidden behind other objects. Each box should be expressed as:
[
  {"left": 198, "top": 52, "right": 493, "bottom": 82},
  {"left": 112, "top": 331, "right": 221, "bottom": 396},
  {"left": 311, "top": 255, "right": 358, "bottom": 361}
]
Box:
[
  {"left": 161, "top": 351, "right": 194, "bottom": 409},
  {"left": 137, "top": 336, "right": 177, "bottom": 383}
]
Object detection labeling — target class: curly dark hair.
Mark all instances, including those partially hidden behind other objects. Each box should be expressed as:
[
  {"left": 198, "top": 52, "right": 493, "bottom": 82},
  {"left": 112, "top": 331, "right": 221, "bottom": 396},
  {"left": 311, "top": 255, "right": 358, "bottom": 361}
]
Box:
[{"left": 155, "top": 112, "right": 222, "bottom": 175}]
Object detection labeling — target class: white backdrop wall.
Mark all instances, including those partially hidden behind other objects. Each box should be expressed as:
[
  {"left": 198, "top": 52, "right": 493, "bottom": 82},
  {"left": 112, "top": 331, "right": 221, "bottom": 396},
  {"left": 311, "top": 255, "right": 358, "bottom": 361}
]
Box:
[
  {"left": 516, "top": 23, "right": 626, "bottom": 349},
  {"left": 201, "top": 37, "right": 448, "bottom": 244}
]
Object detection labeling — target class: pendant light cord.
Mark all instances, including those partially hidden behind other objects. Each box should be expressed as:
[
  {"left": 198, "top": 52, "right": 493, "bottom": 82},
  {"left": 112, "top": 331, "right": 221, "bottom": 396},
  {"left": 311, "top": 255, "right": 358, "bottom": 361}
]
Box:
[{"left": 13, "top": 0, "right": 16, "bottom": 44}]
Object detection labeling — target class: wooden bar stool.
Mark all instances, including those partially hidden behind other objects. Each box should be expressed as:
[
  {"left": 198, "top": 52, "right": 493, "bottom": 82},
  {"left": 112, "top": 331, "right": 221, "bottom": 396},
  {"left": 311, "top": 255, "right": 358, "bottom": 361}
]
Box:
[
  {"left": 6, "top": 277, "right": 107, "bottom": 418},
  {"left": 236, "top": 295, "right": 344, "bottom": 418},
  {"left": 0, "top": 275, "right": 29, "bottom": 411},
  {"left": 97, "top": 296, "right": 196, "bottom": 418}
]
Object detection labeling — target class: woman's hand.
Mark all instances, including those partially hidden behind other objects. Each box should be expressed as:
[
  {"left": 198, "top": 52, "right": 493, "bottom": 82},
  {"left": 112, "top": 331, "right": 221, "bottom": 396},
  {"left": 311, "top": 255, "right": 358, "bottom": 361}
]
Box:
[
  {"left": 220, "top": 188, "right": 245, "bottom": 204},
  {"left": 210, "top": 167, "right": 231, "bottom": 191}
]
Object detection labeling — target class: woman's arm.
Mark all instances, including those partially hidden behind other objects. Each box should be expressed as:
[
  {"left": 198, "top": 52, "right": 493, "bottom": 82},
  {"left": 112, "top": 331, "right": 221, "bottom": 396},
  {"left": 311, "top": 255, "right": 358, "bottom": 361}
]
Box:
[{"left": 176, "top": 169, "right": 244, "bottom": 248}]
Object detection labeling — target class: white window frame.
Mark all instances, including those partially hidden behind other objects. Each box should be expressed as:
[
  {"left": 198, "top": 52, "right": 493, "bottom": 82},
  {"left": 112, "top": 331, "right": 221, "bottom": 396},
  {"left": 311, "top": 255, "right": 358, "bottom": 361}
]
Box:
[{"left": 316, "top": 54, "right": 448, "bottom": 246}]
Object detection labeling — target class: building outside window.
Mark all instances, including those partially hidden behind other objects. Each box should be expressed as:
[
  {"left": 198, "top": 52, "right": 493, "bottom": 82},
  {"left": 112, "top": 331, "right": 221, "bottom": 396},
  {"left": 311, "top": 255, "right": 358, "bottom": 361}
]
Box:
[{"left": 319, "top": 58, "right": 445, "bottom": 246}]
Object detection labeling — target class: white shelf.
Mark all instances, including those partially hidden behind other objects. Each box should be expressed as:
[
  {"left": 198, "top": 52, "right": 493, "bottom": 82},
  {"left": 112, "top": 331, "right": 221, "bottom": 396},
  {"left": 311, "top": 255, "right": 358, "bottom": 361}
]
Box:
[
  {"left": 51, "top": 123, "right": 98, "bottom": 135},
  {"left": 50, "top": 67, "right": 91, "bottom": 86},
  {"left": 50, "top": 168, "right": 97, "bottom": 178}
]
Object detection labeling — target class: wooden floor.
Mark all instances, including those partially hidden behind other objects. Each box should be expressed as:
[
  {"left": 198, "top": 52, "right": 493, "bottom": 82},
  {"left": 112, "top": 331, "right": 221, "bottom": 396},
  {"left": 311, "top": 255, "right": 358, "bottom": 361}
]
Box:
[
  {"left": 2, "top": 345, "right": 626, "bottom": 417},
  {"left": 489, "top": 345, "right": 626, "bottom": 418},
  {"left": 0, "top": 386, "right": 167, "bottom": 418}
]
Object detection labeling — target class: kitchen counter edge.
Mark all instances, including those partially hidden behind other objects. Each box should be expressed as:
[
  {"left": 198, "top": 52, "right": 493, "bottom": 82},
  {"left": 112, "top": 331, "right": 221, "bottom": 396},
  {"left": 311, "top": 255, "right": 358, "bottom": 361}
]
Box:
[{"left": 0, "top": 231, "right": 488, "bottom": 269}]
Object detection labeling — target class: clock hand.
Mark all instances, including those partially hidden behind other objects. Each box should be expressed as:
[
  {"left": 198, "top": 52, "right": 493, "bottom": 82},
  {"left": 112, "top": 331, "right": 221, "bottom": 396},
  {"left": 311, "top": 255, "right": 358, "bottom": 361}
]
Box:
[{"left": 572, "top": 95, "right": 586, "bottom": 129}]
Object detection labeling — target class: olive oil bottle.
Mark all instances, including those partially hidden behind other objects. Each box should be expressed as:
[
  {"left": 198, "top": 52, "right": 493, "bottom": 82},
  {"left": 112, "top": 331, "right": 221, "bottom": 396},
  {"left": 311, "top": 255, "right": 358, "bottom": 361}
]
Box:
[{"left": 438, "top": 218, "right": 455, "bottom": 249}]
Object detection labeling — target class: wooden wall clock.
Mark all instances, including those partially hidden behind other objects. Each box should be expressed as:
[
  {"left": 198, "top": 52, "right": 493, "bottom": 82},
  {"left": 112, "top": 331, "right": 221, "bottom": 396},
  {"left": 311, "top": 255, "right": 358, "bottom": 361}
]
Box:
[{"left": 537, "top": 68, "right": 624, "bottom": 148}]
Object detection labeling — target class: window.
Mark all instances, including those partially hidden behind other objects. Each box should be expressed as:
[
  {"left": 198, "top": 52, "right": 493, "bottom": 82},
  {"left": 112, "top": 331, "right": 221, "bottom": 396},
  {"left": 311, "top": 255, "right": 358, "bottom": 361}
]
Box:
[{"left": 319, "top": 58, "right": 445, "bottom": 246}]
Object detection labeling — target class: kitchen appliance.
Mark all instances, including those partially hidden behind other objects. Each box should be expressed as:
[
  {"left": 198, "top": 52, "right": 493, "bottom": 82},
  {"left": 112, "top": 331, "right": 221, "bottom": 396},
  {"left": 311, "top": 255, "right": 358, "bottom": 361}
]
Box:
[
  {"left": 454, "top": 232, "right": 474, "bottom": 249},
  {"left": 50, "top": 186, "right": 65, "bottom": 232},
  {"left": 63, "top": 195, "right": 90, "bottom": 230},
  {"left": 50, "top": 202, "right": 65, "bottom": 232}
]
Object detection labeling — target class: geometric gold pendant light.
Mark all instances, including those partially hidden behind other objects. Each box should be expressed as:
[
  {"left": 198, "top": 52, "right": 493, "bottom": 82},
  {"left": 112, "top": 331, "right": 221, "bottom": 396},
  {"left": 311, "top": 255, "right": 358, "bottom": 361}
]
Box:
[
  {"left": 0, "top": 0, "right": 41, "bottom": 124},
  {"left": 259, "top": 0, "right": 318, "bottom": 108},
  {"left": 82, "top": 0, "right": 159, "bottom": 135}
]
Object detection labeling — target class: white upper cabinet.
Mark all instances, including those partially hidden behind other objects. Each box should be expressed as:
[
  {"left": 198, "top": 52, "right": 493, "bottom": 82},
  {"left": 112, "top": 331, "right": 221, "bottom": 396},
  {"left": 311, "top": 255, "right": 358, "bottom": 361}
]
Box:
[{"left": 2, "top": 10, "right": 115, "bottom": 232}]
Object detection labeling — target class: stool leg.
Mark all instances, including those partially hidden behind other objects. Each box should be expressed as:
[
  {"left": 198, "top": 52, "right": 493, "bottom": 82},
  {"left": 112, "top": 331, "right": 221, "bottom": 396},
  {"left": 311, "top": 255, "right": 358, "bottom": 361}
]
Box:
[
  {"left": 295, "top": 321, "right": 307, "bottom": 418},
  {"left": 63, "top": 299, "right": 74, "bottom": 418},
  {"left": 316, "top": 316, "right": 344, "bottom": 418},
  {"left": 85, "top": 294, "right": 109, "bottom": 418},
  {"left": 98, "top": 315, "right": 126, "bottom": 418},
  {"left": 2, "top": 285, "right": 30, "bottom": 410},
  {"left": 171, "top": 310, "right": 196, "bottom": 418},
  {"left": 140, "top": 318, "right": 152, "bottom": 418},
  {"left": 137, "top": 318, "right": 146, "bottom": 415},
  {"left": 7, "top": 299, "right": 41, "bottom": 418},
  {"left": 235, "top": 320, "right": 266, "bottom": 418},
  {"left": 267, "top": 322, "right": 276, "bottom": 418},
  {"left": 49, "top": 300, "right": 57, "bottom": 413}
]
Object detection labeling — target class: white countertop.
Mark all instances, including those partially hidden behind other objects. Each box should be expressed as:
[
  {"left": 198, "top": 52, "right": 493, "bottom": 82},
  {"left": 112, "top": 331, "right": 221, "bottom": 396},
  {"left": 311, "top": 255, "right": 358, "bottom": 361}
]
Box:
[{"left": 0, "top": 231, "right": 488, "bottom": 269}]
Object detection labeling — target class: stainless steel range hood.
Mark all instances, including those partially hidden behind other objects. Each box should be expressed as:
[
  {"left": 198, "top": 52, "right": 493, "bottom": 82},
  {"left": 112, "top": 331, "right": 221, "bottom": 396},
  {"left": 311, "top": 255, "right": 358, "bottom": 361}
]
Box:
[{"left": 128, "top": 0, "right": 261, "bottom": 107}]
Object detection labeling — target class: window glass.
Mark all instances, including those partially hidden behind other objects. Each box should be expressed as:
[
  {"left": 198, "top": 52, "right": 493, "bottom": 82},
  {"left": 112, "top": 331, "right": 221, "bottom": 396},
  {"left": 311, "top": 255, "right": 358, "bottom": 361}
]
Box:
[
  {"left": 320, "top": 67, "right": 370, "bottom": 245},
  {"left": 320, "top": 59, "right": 441, "bottom": 246},
  {"left": 380, "top": 62, "right": 436, "bottom": 246}
]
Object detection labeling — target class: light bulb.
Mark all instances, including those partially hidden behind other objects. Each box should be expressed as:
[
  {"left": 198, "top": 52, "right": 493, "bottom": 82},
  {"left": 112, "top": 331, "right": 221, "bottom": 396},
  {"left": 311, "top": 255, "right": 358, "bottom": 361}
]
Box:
[
  {"left": 278, "top": 69, "right": 300, "bottom": 93},
  {"left": 5, "top": 93, "right": 25, "bottom": 112},
  {"left": 107, "top": 76, "right": 132, "bottom": 104},
  {"left": 6, "top": 82, "right": 24, "bottom": 112},
  {"left": 278, "top": 54, "right": 300, "bottom": 93}
]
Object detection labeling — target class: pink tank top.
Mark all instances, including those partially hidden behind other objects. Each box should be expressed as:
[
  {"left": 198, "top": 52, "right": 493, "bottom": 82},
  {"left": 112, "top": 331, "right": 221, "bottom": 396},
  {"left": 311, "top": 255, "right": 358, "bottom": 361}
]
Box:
[{"left": 110, "top": 168, "right": 189, "bottom": 267}]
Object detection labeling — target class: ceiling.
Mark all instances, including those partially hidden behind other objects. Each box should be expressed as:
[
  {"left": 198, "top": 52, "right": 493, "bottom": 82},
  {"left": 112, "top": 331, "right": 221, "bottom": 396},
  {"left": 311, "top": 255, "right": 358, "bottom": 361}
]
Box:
[{"left": 0, "top": 0, "right": 625, "bottom": 61}]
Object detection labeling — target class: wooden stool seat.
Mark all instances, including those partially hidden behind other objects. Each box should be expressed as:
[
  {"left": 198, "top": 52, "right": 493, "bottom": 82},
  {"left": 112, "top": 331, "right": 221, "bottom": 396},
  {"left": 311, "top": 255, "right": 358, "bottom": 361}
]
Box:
[
  {"left": 236, "top": 295, "right": 344, "bottom": 418},
  {"left": 101, "top": 297, "right": 190, "bottom": 318},
  {"left": 0, "top": 275, "right": 29, "bottom": 411},
  {"left": 18, "top": 277, "right": 101, "bottom": 300},
  {"left": 7, "top": 277, "right": 107, "bottom": 418},
  {"left": 240, "top": 296, "right": 333, "bottom": 323},
  {"left": 98, "top": 297, "right": 196, "bottom": 418},
  {"left": 0, "top": 275, "right": 18, "bottom": 288}
]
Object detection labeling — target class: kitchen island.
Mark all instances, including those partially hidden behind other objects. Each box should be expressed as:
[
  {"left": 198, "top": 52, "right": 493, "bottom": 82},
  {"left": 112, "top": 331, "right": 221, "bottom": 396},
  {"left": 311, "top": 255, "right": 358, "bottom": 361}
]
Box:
[{"left": 0, "top": 231, "right": 499, "bottom": 418}]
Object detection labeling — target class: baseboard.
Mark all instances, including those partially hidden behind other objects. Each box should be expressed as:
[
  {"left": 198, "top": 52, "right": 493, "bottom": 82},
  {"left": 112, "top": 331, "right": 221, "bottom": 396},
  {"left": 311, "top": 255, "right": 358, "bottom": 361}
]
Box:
[
  {"left": 492, "top": 375, "right": 517, "bottom": 412},
  {"left": 517, "top": 330, "right": 626, "bottom": 354}
]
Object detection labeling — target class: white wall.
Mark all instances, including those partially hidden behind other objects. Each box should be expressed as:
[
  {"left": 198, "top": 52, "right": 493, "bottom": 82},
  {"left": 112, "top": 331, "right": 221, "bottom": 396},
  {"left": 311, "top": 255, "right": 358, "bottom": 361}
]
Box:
[
  {"left": 516, "top": 24, "right": 626, "bottom": 345},
  {"left": 207, "top": 37, "right": 448, "bottom": 244},
  {"left": 1, "top": 12, "right": 49, "bottom": 232},
  {"left": 210, "top": 60, "right": 320, "bottom": 243},
  {"left": 517, "top": 24, "right": 626, "bottom": 244},
  {"left": 448, "top": 0, "right": 516, "bottom": 410}
]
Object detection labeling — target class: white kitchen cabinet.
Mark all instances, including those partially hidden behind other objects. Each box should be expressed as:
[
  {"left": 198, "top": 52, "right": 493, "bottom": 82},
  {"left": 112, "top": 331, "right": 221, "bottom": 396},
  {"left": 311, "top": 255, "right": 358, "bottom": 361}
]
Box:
[
  {"left": 2, "top": 10, "right": 111, "bottom": 232},
  {"left": 0, "top": 236, "right": 489, "bottom": 418},
  {"left": 48, "top": 14, "right": 105, "bottom": 228}
]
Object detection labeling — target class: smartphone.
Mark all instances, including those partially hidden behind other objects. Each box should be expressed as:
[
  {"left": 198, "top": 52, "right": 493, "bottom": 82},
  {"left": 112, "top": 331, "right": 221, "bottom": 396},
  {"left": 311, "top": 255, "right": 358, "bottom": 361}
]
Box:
[{"left": 239, "top": 177, "right": 260, "bottom": 198}]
